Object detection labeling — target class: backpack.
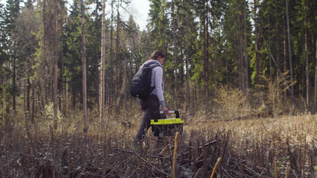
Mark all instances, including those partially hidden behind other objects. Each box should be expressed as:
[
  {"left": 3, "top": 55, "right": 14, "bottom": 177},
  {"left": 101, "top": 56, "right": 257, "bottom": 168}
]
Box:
[{"left": 130, "top": 61, "right": 161, "bottom": 100}]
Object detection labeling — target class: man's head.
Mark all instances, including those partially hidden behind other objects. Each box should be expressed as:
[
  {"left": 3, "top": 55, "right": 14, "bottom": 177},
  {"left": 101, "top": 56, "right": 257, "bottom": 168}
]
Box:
[{"left": 151, "top": 50, "right": 165, "bottom": 65}]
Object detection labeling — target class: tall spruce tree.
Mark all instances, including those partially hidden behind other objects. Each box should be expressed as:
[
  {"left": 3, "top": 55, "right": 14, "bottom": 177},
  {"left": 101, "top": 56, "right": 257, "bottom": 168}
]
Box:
[
  {"left": 0, "top": 2, "right": 10, "bottom": 118},
  {"left": 64, "top": 0, "right": 83, "bottom": 109},
  {"left": 4, "top": 0, "right": 20, "bottom": 112}
]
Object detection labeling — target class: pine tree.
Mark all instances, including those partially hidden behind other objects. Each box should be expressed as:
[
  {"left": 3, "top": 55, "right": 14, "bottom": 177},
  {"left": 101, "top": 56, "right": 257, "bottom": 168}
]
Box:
[{"left": 4, "top": 0, "right": 21, "bottom": 112}]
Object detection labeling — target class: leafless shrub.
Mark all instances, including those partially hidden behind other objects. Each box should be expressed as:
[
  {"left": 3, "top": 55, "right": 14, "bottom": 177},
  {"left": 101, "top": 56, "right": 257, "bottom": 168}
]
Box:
[{"left": 214, "top": 85, "right": 249, "bottom": 120}]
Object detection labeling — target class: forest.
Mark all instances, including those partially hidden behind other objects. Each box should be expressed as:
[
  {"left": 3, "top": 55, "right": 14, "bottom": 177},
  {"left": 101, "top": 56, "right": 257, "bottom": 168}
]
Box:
[{"left": 0, "top": 0, "right": 316, "bottom": 177}]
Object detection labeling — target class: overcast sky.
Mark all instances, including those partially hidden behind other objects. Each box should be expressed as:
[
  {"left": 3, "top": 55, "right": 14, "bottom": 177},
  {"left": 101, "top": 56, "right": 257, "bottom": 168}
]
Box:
[
  {"left": 124, "top": 0, "right": 150, "bottom": 30},
  {"left": 0, "top": 0, "right": 150, "bottom": 31}
]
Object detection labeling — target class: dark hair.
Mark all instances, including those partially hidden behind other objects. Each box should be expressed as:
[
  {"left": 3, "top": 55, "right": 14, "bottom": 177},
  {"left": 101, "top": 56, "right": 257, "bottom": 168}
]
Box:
[{"left": 150, "top": 50, "right": 165, "bottom": 60}]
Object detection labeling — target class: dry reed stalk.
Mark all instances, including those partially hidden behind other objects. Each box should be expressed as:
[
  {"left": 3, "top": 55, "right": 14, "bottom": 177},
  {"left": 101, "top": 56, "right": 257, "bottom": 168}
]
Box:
[
  {"left": 131, "top": 149, "right": 172, "bottom": 177},
  {"left": 274, "top": 158, "right": 277, "bottom": 178},
  {"left": 193, "top": 168, "right": 201, "bottom": 178},
  {"left": 302, "top": 142, "right": 307, "bottom": 178},
  {"left": 173, "top": 132, "right": 180, "bottom": 178},
  {"left": 188, "top": 141, "right": 192, "bottom": 168},
  {"left": 193, "top": 140, "right": 199, "bottom": 171},
  {"left": 285, "top": 161, "right": 290, "bottom": 178},
  {"left": 239, "top": 160, "right": 244, "bottom": 178},
  {"left": 210, "top": 157, "right": 221, "bottom": 178}
]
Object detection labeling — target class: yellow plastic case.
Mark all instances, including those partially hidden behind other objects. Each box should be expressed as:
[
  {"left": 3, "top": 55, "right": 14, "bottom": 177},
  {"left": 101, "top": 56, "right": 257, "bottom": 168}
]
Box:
[{"left": 150, "top": 110, "right": 184, "bottom": 137}]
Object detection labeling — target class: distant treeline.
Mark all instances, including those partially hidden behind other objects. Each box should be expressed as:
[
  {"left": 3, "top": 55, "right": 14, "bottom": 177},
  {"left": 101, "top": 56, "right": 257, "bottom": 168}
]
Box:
[{"left": 0, "top": 0, "right": 317, "bottom": 123}]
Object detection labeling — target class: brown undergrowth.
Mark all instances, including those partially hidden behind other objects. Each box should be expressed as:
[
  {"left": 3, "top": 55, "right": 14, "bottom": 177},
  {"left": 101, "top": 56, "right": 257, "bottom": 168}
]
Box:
[{"left": 0, "top": 108, "right": 316, "bottom": 177}]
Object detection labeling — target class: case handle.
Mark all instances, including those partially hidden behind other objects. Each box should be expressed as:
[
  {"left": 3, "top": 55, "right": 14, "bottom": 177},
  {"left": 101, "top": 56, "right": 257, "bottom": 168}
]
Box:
[{"left": 159, "top": 110, "right": 180, "bottom": 118}]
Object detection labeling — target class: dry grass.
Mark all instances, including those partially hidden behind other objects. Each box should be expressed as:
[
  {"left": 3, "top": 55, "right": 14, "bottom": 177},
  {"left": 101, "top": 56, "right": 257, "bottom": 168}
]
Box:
[
  {"left": 186, "top": 113, "right": 316, "bottom": 145},
  {"left": 1, "top": 88, "right": 316, "bottom": 177},
  {"left": 185, "top": 113, "right": 317, "bottom": 177},
  {"left": 1, "top": 108, "right": 316, "bottom": 177}
]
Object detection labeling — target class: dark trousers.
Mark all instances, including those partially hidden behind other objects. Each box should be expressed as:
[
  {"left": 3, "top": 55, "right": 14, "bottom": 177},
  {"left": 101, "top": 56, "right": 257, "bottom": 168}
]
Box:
[{"left": 136, "top": 95, "right": 160, "bottom": 140}]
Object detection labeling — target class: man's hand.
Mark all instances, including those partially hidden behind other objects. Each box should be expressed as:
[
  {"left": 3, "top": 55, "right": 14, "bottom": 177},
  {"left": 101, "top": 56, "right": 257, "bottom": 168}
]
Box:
[{"left": 162, "top": 106, "right": 169, "bottom": 115}]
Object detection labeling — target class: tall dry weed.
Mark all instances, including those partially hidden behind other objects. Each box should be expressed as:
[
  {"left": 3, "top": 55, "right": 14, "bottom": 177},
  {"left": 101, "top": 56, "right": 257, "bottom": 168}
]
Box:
[
  {"left": 257, "top": 71, "right": 297, "bottom": 115},
  {"left": 214, "top": 85, "right": 248, "bottom": 120}
]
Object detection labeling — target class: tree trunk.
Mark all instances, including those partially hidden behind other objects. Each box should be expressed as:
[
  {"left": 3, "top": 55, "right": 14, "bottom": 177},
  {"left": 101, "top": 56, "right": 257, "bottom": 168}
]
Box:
[
  {"left": 275, "top": 2, "right": 280, "bottom": 113},
  {"left": 268, "top": 9, "right": 273, "bottom": 107},
  {"left": 283, "top": 23, "right": 288, "bottom": 75},
  {"left": 31, "top": 81, "right": 35, "bottom": 123},
  {"left": 109, "top": 1, "right": 114, "bottom": 110},
  {"left": 100, "top": 0, "right": 106, "bottom": 121},
  {"left": 304, "top": 0, "right": 309, "bottom": 106},
  {"left": 43, "top": 0, "right": 48, "bottom": 105},
  {"left": 124, "top": 57, "right": 127, "bottom": 111},
  {"left": 53, "top": 0, "right": 59, "bottom": 130},
  {"left": 268, "top": 15, "right": 272, "bottom": 83},
  {"left": 254, "top": 0, "right": 259, "bottom": 98},
  {"left": 172, "top": 0, "right": 178, "bottom": 109},
  {"left": 185, "top": 5, "right": 190, "bottom": 113},
  {"left": 27, "top": 77, "right": 30, "bottom": 112},
  {"left": 81, "top": 0, "right": 88, "bottom": 133},
  {"left": 285, "top": 0, "right": 295, "bottom": 109},
  {"left": 161, "top": 4, "right": 167, "bottom": 64},
  {"left": 203, "top": 0, "right": 208, "bottom": 114},
  {"left": 115, "top": 0, "right": 120, "bottom": 114},
  {"left": 315, "top": 35, "right": 317, "bottom": 108},
  {"left": 238, "top": 14, "right": 244, "bottom": 92},
  {"left": 60, "top": 13, "right": 65, "bottom": 115},
  {"left": 13, "top": 58, "right": 16, "bottom": 111},
  {"left": 275, "top": 1, "right": 280, "bottom": 79},
  {"left": 93, "top": 1, "right": 100, "bottom": 110},
  {"left": 116, "top": 64, "right": 127, "bottom": 113},
  {"left": 244, "top": 0, "right": 248, "bottom": 96},
  {"left": 226, "top": 46, "right": 228, "bottom": 92}
]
